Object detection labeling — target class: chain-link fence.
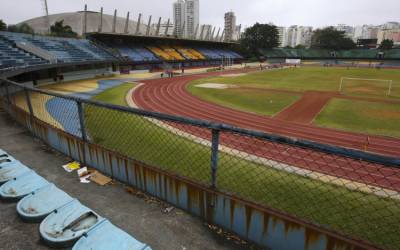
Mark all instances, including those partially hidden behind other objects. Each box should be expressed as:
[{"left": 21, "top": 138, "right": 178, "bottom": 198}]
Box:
[{"left": 1, "top": 79, "right": 400, "bottom": 249}]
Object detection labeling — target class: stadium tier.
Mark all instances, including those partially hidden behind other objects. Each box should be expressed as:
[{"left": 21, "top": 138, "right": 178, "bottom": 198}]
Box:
[
  {"left": 0, "top": 31, "right": 243, "bottom": 71},
  {"left": 159, "top": 46, "right": 185, "bottom": 61},
  {"left": 261, "top": 48, "right": 400, "bottom": 60},
  {"left": 115, "top": 44, "right": 240, "bottom": 62},
  {"left": 0, "top": 31, "right": 115, "bottom": 68},
  {"left": 0, "top": 35, "right": 47, "bottom": 69},
  {"left": 117, "top": 45, "right": 160, "bottom": 62}
]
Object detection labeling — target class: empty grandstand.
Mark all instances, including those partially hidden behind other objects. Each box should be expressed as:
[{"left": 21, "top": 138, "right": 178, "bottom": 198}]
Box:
[
  {"left": 261, "top": 48, "right": 400, "bottom": 60},
  {"left": 0, "top": 30, "right": 242, "bottom": 74},
  {"left": 0, "top": 31, "right": 117, "bottom": 72},
  {"left": 89, "top": 33, "right": 243, "bottom": 69}
]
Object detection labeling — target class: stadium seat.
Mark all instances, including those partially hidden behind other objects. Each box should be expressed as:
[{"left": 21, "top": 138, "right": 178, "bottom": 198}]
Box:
[
  {"left": 0, "top": 163, "right": 32, "bottom": 185},
  {"left": 0, "top": 171, "right": 50, "bottom": 201},
  {"left": 72, "top": 220, "right": 152, "bottom": 250},
  {"left": 17, "top": 183, "right": 74, "bottom": 222},
  {"left": 40, "top": 199, "right": 105, "bottom": 248},
  {"left": 0, "top": 31, "right": 116, "bottom": 69}
]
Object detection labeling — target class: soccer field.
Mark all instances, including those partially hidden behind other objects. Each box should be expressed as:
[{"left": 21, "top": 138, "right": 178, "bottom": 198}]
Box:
[
  {"left": 189, "top": 67, "right": 400, "bottom": 97},
  {"left": 187, "top": 67, "right": 400, "bottom": 137},
  {"left": 82, "top": 83, "right": 400, "bottom": 249}
]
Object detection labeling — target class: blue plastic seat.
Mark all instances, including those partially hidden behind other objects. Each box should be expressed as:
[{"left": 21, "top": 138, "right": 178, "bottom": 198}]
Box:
[
  {"left": 0, "top": 149, "right": 8, "bottom": 156},
  {"left": 0, "top": 163, "right": 32, "bottom": 185},
  {"left": 0, "top": 149, "right": 16, "bottom": 161},
  {"left": 0, "top": 171, "right": 50, "bottom": 201},
  {"left": 0, "top": 154, "right": 15, "bottom": 166},
  {"left": 72, "top": 220, "right": 152, "bottom": 250},
  {"left": 16, "top": 184, "right": 74, "bottom": 222},
  {"left": 40, "top": 199, "right": 105, "bottom": 248}
]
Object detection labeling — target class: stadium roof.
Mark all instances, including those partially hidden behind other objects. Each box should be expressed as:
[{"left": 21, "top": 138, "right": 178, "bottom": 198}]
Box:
[
  {"left": 20, "top": 11, "right": 152, "bottom": 36},
  {"left": 87, "top": 32, "right": 238, "bottom": 46}
]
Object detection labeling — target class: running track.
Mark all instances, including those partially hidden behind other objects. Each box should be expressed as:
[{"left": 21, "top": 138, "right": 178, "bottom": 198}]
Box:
[{"left": 132, "top": 70, "right": 400, "bottom": 191}]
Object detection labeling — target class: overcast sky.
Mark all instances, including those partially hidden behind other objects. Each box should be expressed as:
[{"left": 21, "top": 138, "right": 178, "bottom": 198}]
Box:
[{"left": 1, "top": 0, "right": 399, "bottom": 29}]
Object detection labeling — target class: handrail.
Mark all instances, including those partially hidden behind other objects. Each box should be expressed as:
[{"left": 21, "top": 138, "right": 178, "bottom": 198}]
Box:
[{"left": 2, "top": 78, "right": 399, "bottom": 168}]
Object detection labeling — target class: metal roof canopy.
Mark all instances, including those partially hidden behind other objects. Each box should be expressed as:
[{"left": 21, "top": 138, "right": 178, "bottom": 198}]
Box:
[{"left": 87, "top": 32, "right": 239, "bottom": 47}]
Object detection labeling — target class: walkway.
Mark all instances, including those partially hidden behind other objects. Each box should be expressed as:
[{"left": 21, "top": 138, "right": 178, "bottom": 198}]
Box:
[{"left": 0, "top": 108, "right": 247, "bottom": 250}]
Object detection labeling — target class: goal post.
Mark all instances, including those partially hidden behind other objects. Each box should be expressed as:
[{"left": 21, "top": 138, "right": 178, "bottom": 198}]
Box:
[{"left": 339, "top": 77, "right": 393, "bottom": 96}]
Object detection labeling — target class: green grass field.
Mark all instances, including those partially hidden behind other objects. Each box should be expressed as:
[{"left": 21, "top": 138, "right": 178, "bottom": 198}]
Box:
[
  {"left": 84, "top": 83, "right": 400, "bottom": 249},
  {"left": 187, "top": 86, "right": 299, "bottom": 116},
  {"left": 187, "top": 67, "right": 400, "bottom": 137},
  {"left": 315, "top": 99, "right": 400, "bottom": 138},
  {"left": 189, "top": 67, "right": 400, "bottom": 98}
]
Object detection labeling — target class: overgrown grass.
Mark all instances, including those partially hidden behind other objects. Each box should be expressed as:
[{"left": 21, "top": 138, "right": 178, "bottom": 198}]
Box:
[
  {"left": 84, "top": 83, "right": 400, "bottom": 249},
  {"left": 315, "top": 98, "right": 400, "bottom": 138},
  {"left": 187, "top": 86, "right": 299, "bottom": 116},
  {"left": 188, "top": 67, "right": 400, "bottom": 98}
]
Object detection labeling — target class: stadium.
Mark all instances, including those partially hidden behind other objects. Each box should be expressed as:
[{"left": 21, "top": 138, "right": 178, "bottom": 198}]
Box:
[{"left": 0, "top": 3, "right": 400, "bottom": 250}]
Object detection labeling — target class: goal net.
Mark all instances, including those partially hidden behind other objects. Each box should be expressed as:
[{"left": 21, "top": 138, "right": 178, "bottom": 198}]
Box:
[{"left": 339, "top": 77, "right": 393, "bottom": 96}]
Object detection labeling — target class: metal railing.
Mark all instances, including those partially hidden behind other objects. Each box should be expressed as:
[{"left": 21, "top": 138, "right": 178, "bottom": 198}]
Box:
[{"left": 1, "top": 78, "right": 400, "bottom": 249}]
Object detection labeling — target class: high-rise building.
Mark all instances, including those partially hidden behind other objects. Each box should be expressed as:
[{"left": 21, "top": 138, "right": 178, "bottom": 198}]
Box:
[
  {"left": 173, "top": 0, "right": 199, "bottom": 38},
  {"left": 378, "top": 29, "right": 400, "bottom": 46},
  {"left": 277, "top": 27, "right": 285, "bottom": 47},
  {"left": 353, "top": 25, "right": 379, "bottom": 41},
  {"left": 224, "top": 12, "right": 236, "bottom": 41},
  {"left": 173, "top": 0, "right": 185, "bottom": 37},
  {"left": 185, "top": 0, "right": 199, "bottom": 38},
  {"left": 381, "top": 22, "right": 400, "bottom": 30},
  {"left": 282, "top": 26, "right": 313, "bottom": 47},
  {"left": 335, "top": 24, "right": 354, "bottom": 39}
]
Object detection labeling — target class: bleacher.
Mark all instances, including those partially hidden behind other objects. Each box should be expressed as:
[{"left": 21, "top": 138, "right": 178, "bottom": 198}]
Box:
[
  {"left": 160, "top": 46, "right": 185, "bottom": 60},
  {"left": 0, "top": 35, "right": 47, "bottom": 70},
  {"left": 174, "top": 46, "right": 201, "bottom": 60},
  {"left": 261, "top": 48, "right": 400, "bottom": 60},
  {"left": 0, "top": 149, "right": 151, "bottom": 249},
  {"left": 147, "top": 46, "right": 175, "bottom": 61},
  {"left": 0, "top": 32, "right": 115, "bottom": 67},
  {"left": 385, "top": 49, "right": 400, "bottom": 59},
  {"left": 0, "top": 31, "right": 244, "bottom": 71},
  {"left": 117, "top": 45, "right": 160, "bottom": 62},
  {"left": 196, "top": 48, "right": 242, "bottom": 60}
]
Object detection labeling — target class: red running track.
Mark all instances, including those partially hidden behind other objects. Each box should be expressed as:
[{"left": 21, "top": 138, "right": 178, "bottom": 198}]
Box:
[{"left": 132, "top": 70, "right": 400, "bottom": 191}]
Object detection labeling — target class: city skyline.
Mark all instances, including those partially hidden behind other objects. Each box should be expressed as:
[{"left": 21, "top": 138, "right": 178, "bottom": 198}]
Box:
[{"left": 0, "top": 0, "right": 398, "bottom": 29}]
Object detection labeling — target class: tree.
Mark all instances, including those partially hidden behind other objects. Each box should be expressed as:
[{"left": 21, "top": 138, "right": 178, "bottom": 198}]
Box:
[
  {"left": 311, "top": 27, "right": 356, "bottom": 50},
  {"left": 239, "top": 23, "right": 279, "bottom": 57},
  {"left": 295, "top": 44, "right": 306, "bottom": 49},
  {"left": 0, "top": 20, "right": 6, "bottom": 31},
  {"left": 50, "top": 20, "right": 77, "bottom": 38},
  {"left": 379, "top": 39, "right": 394, "bottom": 50},
  {"left": 7, "top": 23, "right": 34, "bottom": 34}
]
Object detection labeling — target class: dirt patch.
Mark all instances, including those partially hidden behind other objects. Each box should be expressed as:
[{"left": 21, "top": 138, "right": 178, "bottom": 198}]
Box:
[
  {"left": 368, "top": 110, "right": 400, "bottom": 119},
  {"left": 220, "top": 73, "right": 248, "bottom": 77},
  {"left": 195, "top": 83, "right": 238, "bottom": 89},
  {"left": 274, "top": 91, "right": 334, "bottom": 124}
]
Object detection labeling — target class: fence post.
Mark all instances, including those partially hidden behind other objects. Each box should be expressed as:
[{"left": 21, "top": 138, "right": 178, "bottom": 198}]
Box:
[
  {"left": 210, "top": 128, "right": 220, "bottom": 189},
  {"left": 24, "top": 88, "right": 34, "bottom": 128},
  {"left": 77, "top": 101, "right": 88, "bottom": 166}
]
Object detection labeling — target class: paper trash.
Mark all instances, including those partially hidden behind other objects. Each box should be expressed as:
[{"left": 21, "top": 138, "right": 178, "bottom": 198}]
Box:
[{"left": 62, "top": 162, "right": 81, "bottom": 173}]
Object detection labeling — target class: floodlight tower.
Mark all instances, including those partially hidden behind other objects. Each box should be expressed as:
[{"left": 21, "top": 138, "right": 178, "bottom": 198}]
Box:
[{"left": 41, "top": 0, "right": 50, "bottom": 32}]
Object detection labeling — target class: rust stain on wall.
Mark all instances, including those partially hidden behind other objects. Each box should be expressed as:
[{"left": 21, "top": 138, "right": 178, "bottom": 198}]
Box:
[
  {"left": 263, "top": 213, "right": 271, "bottom": 238},
  {"left": 245, "top": 205, "right": 253, "bottom": 237},
  {"left": 304, "top": 228, "right": 322, "bottom": 250}
]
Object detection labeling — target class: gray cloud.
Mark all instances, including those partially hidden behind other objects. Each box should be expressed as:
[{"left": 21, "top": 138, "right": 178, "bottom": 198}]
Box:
[{"left": 1, "top": 0, "right": 399, "bottom": 29}]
